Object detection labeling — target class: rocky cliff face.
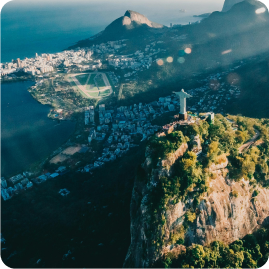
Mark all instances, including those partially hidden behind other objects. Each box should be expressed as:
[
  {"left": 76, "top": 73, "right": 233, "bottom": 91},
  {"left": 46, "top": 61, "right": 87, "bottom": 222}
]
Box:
[
  {"left": 124, "top": 144, "right": 269, "bottom": 268},
  {"left": 122, "top": 10, "right": 163, "bottom": 28},
  {"left": 186, "top": 172, "right": 269, "bottom": 245},
  {"left": 105, "top": 10, "right": 163, "bottom": 33},
  {"left": 124, "top": 142, "right": 189, "bottom": 268}
]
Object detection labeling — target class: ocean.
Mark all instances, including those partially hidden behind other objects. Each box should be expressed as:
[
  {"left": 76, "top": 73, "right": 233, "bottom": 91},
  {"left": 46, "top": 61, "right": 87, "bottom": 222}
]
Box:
[{"left": 1, "top": 0, "right": 223, "bottom": 63}]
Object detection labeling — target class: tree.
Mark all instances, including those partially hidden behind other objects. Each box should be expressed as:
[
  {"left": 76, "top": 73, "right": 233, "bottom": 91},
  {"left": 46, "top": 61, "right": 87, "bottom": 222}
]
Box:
[
  {"left": 235, "top": 130, "right": 248, "bottom": 144},
  {"left": 182, "top": 152, "right": 197, "bottom": 170},
  {"left": 207, "top": 141, "right": 220, "bottom": 163},
  {"left": 242, "top": 157, "right": 256, "bottom": 179},
  {"left": 185, "top": 211, "right": 196, "bottom": 223},
  {"left": 189, "top": 244, "right": 206, "bottom": 268},
  {"left": 242, "top": 251, "right": 257, "bottom": 268}
]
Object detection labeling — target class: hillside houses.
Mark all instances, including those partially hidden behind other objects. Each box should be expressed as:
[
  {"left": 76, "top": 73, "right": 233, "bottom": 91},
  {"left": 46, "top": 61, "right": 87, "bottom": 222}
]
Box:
[
  {"left": 1, "top": 178, "right": 7, "bottom": 189},
  {"left": 1, "top": 165, "right": 69, "bottom": 201},
  {"left": 1, "top": 175, "right": 34, "bottom": 201},
  {"left": 80, "top": 94, "right": 181, "bottom": 173},
  {"left": 107, "top": 43, "right": 164, "bottom": 74},
  {"left": 187, "top": 70, "right": 241, "bottom": 113},
  {"left": 1, "top": 189, "right": 10, "bottom": 201},
  {"left": 80, "top": 66, "right": 242, "bottom": 174}
]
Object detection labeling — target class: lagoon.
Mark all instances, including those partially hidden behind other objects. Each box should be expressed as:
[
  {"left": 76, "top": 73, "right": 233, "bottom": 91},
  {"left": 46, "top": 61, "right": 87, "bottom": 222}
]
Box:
[{"left": 1, "top": 81, "right": 76, "bottom": 177}]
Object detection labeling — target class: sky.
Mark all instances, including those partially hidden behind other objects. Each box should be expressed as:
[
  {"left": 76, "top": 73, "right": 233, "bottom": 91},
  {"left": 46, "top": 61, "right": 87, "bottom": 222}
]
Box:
[
  {"left": 1, "top": 0, "right": 225, "bottom": 28},
  {"left": 1, "top": 0, "right": 268, "bottom": 62},
  {"left": 0, "top": 0, "right": 224, "bottom": 7},
  {"left": 1, "top": 0, "right": 269, "bottom": 19},
  {"left": 1, "top": 0, "right": 224, "bottom": 4}
]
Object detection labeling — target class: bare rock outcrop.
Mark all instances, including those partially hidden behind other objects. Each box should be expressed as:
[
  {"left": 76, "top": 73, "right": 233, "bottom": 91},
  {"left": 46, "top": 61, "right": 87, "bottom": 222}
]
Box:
[
  {"left": 186, "top": 174, "right": 269, "bottom": 246},
  {"left": 124, "top": 152, "right": 269, "bottom": 268},
  {"left": 123, "top": 10, "right": 163, "bottom": 28},
  {"left": 105, "top": 10, "right": 163, "bottom": 34},
  {"left": 160, "top": 143, "right": 188, "bottom": 175}
]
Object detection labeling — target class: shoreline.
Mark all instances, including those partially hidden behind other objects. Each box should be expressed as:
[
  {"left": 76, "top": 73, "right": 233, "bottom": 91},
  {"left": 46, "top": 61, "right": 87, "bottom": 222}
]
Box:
[{"left": 0, "top": 77, "right": 35, "bottom": 84}]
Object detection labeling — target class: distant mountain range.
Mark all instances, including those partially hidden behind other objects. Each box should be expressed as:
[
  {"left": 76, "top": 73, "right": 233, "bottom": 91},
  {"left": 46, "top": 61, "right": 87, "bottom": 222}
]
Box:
[
  {"left": 68, "top": 0, "right": 268, "bottom": 50},
  {"left": 68, "top": 10, "right": 165, "bottom": 49},
  {"left": 193, "top": 13, "right": 211, "bottom": 18},
  {"left": 188, "top": 0, "right": 269, "bottom": 41},
  {"left": 222, "top": 0, "right": 261, "bottom": 12}
]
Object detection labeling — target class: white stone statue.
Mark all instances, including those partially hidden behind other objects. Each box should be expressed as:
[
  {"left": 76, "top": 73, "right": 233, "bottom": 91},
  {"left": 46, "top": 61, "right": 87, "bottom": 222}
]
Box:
[{"left": 174, "top": 89, "right": 192, "bottom": 120}]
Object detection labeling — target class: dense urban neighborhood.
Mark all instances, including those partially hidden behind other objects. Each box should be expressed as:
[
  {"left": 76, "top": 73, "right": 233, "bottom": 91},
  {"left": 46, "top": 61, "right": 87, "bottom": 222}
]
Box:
[
  {"left": 0, "top": 38, "right": 164, "bottom": 80},
  {"left": 0, "top": 20, "right": 251, "bottom": 203},
  {"left": 1, "top": 60, "right": 242, "bottom": 201}
]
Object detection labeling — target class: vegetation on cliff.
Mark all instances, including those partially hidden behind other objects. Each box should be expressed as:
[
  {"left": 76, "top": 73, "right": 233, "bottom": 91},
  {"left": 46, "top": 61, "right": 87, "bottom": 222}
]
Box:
[
  {"left": 158, "top": 225, "right": 269, "bottom": 268},
  {"left": 136, "top": 114, "right": 269, "bottom": 266},
  {"left": 147, "top": 131, "right": 188, "bottom": 168}
]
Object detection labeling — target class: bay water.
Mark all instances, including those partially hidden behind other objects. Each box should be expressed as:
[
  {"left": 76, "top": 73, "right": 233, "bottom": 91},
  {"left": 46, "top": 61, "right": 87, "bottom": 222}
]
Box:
[{"left": 1, "top": 81, "right": 76, "bottom": 177}]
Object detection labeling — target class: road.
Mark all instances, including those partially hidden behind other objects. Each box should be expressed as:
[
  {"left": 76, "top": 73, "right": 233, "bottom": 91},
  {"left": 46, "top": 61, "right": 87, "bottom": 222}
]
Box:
[{"left": 238, "top": 130, "right": 260, "bottom": 153}]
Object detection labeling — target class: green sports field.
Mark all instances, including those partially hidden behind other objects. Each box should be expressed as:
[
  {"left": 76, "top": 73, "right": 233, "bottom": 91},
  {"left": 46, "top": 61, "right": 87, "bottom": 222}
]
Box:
[
  {"left": 75, "top": 74, "right": 89, "bottom": 85},
  {"left": 95, "top": 74, "right": 106, "bottom": 87},
  {"left": 88, "top": 74, "right": 96, "bottom": 85},
  {"left": 67, "top": 73, "right": 113, "bottom": 99}
]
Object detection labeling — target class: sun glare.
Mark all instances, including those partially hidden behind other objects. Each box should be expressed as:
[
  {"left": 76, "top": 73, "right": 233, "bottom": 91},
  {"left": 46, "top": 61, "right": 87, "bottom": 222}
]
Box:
[
  {"left": 222, "top": 49, "right": 232, "bottom": 55},
  {"left": 184, "top": 48, "right": 192, "bottom": 54},
  {"left": 157, "top": 59, "right": 164, "bottom": 66},
  {"left": 256, "top": 7, "right": 266, "bottom": 14}
]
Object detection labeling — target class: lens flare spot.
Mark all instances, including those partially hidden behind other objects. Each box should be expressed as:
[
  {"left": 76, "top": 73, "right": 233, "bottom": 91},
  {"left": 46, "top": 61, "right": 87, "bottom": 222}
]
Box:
[
  {"left": 184, "top": 48, "right": 192, "bottom": 54},
  {"left": 209, "top": 79, "right": 220, "bottom": 91},
  {"left": 157, "top": 59, "right": 164, "bottom": 66},
  {"left": 178, "top": 57, "right": 185, "bottom": 64},
  {"left": 167, "top": 57, "right": 173, "bottom": 63},
  {"left": 227, "top": 73, "right": 240, "bottom": 85},
  {"left": 222, "top": 49, "right": 232, "bottom": 55},
  {"left": 256, "top": 7, "right": 266, "bottom": 14}
]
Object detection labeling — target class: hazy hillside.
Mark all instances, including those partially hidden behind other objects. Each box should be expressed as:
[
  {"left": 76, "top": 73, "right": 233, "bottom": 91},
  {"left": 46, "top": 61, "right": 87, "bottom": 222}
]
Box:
[{"left": 222, "top": 0, "right": 245, "bottom": 12}]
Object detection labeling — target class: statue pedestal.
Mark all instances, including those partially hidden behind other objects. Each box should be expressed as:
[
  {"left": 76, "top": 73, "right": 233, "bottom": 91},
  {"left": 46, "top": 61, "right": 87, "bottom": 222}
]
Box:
[{"left": 179, "top": 113, "right": 188, "bottom": 120}]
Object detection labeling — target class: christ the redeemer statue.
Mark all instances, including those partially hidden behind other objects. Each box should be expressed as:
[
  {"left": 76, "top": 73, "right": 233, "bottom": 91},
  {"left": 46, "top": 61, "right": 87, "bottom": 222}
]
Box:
[{"left": 174, "top": 89, "right": 192, "bottom": 120}]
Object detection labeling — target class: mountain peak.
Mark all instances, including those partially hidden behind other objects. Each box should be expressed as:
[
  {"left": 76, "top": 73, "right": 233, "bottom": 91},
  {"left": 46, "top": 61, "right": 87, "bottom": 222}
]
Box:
[
  {"left": 101, "top": 9, "right": 164, "bottom": 40},
  {"left": 222, "top": 0, "right": 268, "bottom": 12},
  {"left": 122, "top": 10, "right": 163, "bottom": 28}
]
